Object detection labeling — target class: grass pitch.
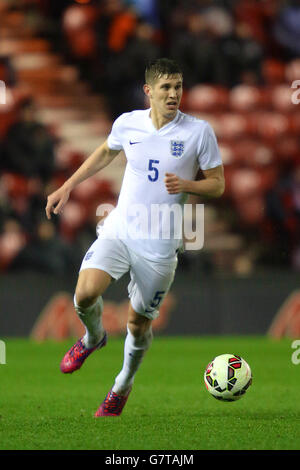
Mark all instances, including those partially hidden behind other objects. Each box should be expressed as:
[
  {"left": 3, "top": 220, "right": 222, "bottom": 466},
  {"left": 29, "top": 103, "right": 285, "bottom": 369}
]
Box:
[{"left": 0, "top": 336, "right": 299, "bottom": 450}]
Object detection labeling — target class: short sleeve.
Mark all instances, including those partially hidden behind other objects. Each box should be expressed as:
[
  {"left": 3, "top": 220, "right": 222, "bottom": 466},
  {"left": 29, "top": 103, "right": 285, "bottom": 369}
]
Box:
[
  {"left": 197, "top": 122, "right": 222, "bottom": 170},
  {"left": 107, "top": 114, "right": 125, "bottom": 151}
]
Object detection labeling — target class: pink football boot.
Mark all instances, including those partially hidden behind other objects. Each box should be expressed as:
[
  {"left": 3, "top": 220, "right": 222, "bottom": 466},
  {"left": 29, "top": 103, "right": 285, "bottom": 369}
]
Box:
[
  {"left": 94, "top": 387, "right": 132, "bottom": 417},
  {"left": 60, "top": 333, "right": 107, "bottom": 374}
]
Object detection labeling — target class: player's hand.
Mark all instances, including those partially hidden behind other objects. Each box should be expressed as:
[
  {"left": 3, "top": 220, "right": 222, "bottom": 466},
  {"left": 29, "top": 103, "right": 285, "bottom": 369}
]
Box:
[
  {"left": 45, "top": 185, "right": 71, "bottom": 219},
  {"left": 164, "top": 173, "right": 186, "bottom": 194}
]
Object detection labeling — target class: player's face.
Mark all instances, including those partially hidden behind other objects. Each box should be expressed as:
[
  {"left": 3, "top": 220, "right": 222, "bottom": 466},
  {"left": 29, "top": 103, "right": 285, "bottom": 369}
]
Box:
[{"left": 147, "top": 74, "right": 183, "bottom": 120}]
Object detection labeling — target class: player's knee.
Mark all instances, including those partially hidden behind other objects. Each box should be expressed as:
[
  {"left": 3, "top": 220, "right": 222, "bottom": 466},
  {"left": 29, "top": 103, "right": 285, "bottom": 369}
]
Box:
[
  {"left": 127, "top": 317, "right": 153, "bottom": 346},
  {"left": 75, "top": 269, "right": 111, "bottom": 309},
  {"left": 75, "top": 286, "right": 99, "bottom": 308}
]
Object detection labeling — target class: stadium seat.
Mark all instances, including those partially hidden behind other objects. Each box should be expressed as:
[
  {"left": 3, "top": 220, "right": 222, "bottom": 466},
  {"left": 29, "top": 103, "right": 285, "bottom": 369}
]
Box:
[
  {"left": 232, "top": 139, "right": 275, "bottom": 168},
  {"left": 71, "top": 177, "right": 99, "bottom": 203},
  {"left": 253, "top": 112, "right": 292, "bottom": 140},
  {"left": 178, "top": 88, "right": 188, "bottom": 112},
  {"left": 216, "top": 113, "right": 252, "bottom": 140},
  {"left": 0, "top": 107, "right": 17, "bottom": 138},
  {"left": 72, "top": 177, "right": 114, "bottom": 204},
  {"left": 271, "top": 85, "right": 295, "bottom": 112},
  {"left": 290, "top": 112, "right": 300, "bottom": 135},
  {"left": 62, "top": 4, "right": 99, "bottom": 58},
  {"left": 17, "top": 65, "right": 79, "bottom": 85},
  {"left": 186, "top": 85, "right": 229, "bottom": 112},
  {"left": 0, "top": 173, "right": 30, "bottom": 199},
  {"left": 0, "top": 222, "right": 26, "bottom": 271},
  {"left": 62, "top": 4, "right": 99, "bottom": 31},
  {"left": 59, "top": 200, "right": 88, "bottom": 241},
  {"left": 218, "top": 139, "right": 274, "bottom": 168},
  {"left": 66, "top": 27, "right": 97, "bottom": 59},
  {"left": 218, "top": 142, "right": 238, "bottom": 167},
  {"left": 0, "top": 38, "right": 50, "bottom": 55},
  {"left": 226, "top": 167, "right": 277, "bottom": 199},
  {"left": 275, "top": 136, "right": 300, "bottom": 166},
  {"left": 229, "top": 85, "right": 269, "bottom": 112},
  {"left": 250, "top": 141, "right": 276, "bottom": 167},
  {"left": 234, "top": 194, "right": 266, "bottom": 226},
  {"left": 262, "top": 59, "right": 286, "bottom": 85},
  {"left": 285, "top": 58, "right": 300, "bottom": 83},
  {"left": 55, "top": 144, "right": 85, "bottom": 172},
  {"left": 0, "top": 86, "right": 31, "bottom": 137}
]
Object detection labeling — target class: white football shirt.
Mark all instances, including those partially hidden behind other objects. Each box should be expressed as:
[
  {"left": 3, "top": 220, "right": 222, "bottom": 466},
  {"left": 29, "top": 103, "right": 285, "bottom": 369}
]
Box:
[{"left": 102, "top": 108, "right": 222, "bottom": 261}]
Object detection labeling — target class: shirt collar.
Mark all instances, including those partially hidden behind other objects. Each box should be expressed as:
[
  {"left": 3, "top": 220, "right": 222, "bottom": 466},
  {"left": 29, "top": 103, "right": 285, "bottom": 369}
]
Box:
[{"left": 145, "top": 108, "right": 181, "bottom": 134}]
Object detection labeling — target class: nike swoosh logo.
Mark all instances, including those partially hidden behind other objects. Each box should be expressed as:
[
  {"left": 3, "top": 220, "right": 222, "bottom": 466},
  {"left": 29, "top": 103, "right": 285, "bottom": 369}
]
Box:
[{"left": 129, "top": 141, "right": 141, "bottom": 145}]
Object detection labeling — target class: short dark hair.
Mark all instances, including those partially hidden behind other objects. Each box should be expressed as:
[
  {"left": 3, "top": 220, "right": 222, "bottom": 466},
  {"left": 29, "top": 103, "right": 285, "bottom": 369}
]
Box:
[{"left": 145, "top": 58, "right": 182, "bottom": 85}]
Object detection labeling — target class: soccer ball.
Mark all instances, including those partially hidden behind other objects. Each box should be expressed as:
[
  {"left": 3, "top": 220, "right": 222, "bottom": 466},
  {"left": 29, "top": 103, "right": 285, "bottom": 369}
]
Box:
[{"left": 204, "top": 354, "right": 252, "bottom": 402}]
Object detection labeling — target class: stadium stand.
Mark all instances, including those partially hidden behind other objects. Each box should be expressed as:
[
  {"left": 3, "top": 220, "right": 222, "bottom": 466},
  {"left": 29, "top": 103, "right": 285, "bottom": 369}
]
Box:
[{"left": 0, "top": 0, "right": 299, "bottom": 274}]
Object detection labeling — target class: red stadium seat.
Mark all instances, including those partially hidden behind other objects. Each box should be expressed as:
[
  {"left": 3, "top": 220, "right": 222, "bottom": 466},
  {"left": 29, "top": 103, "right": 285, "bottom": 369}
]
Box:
[
  {"left": 226, "top": 167, "right": 277, "bottom": 199},
  {"left": 62, "top": 5, "right": 99, "bottom": 58},
  {"left": 253, "top": 112, "right": 292, "bottom": 140},
  {"left": 216, "top": 113, "right": 252, "bottom": 140},
  {"left": 232, "top": 139, "right": 275, "bottom": 167},
  {"left": 285, "top": 59, "right": 300, "bottom": 83},
  {"left": 262, "top": 59, "right": 285, "bottom": 85},
  {"left": 270, "top": 85, "right": 295, "bottom": 112},
  {"left": 0, "top": 173, "right": 30, "bottom": 199},
  {"left": 0, "top": 86, "right": 30, "bottom": 137},
  {"left": 55, "top": 145, "right": 85, "bottom": 172},
  {"left": 0, "top": 107, "right": 17, "bottom": 138},
  {"left": 290, "top": 112, "right": 300, "bottom": 135},
  {"left": 72, "top": 177, "right": 100, "bottom": 203},
  {"left": 234, "top": 194, "right": 266, "bottom": 225},
  {"left": 249, "top": 141, "right": 275, "bottom": 167},
  {"left": 59, "top": 200, "right": 88, "bottom": 241},
  {"left": 218, "top": 142, "right": 238, "bottom": 167},
  {"left": 67, "top": 27, "right": 97, "bottom": 59},
  {"left": 275, "top": 136, "right": 300, "bottom": 166},
  {"left": 230, "top": 168, "right": 263, "bottom": 197},
  {"left": 0, "top": 223, "right": 26, "bottom": 271},
  {"left": 63, "top": 4, "right": 99, "bottom": 31},
  {"left": 229, "top": 85, "right": 269, "bottom": 112},
  {"left": 0, "top": 38, "right": 50, "bottom": 54},
  {"left": 72, "top": 177, "right": 114, "bottom": 204},
  {"left": 186, "top": 85, "right": 229, "bottom": 112},
  {"left": 178, "top": 88, "right": 188, "bottom": 112}
]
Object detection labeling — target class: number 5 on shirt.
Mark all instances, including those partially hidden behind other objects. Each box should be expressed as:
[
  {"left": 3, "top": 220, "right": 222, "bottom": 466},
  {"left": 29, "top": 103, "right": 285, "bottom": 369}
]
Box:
[{"left": 148, "top": 159, "right": 160, "bottom": 182}]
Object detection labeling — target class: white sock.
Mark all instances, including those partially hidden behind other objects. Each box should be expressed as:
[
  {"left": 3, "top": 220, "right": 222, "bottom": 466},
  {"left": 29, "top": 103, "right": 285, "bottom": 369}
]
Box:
[
  {"left": 74, "top": 295, "right": 105, "bottom": 348},
  {"left": 112, "top": 325, "right": 153, "bottom": 395}
]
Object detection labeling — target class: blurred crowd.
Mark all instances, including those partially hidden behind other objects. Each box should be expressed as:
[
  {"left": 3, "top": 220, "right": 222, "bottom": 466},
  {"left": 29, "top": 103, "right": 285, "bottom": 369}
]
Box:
[{"left": 0, "top": 0, "right": 300, "bottom": 275}]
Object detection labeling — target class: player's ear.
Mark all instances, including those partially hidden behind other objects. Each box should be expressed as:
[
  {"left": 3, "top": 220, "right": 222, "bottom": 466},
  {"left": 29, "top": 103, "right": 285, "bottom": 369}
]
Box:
[{"left": 143, "top": 84, "right": 152, "bottom": 98}]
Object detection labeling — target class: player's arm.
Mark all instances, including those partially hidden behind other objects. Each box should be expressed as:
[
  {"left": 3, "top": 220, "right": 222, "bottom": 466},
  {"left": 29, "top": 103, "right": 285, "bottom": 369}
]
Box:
[
  {"left": 46, "top": 140, "right": 120, "bottom": 219},
  {"left": 164, "top": 164, "right": 225, "bottom": 198}
]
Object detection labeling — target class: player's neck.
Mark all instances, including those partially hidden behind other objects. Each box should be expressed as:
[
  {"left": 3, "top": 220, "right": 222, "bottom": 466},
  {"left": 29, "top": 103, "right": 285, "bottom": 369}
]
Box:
[{"left": 149, "top": 108, "right": 177, "bottom": 130}]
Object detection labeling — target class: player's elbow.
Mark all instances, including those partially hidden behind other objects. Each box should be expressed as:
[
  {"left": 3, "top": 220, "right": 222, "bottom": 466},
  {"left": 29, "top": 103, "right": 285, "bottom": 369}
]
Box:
[
  {"left": 216, "top": 180, "right": 225, "bottom": 197},
  {"left": 213, "top": 178, "right": 225, "bottom": 198}
]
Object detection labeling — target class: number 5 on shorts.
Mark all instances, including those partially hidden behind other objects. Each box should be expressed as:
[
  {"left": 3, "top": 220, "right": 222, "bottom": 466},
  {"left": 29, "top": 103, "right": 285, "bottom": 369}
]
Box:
[{"left": 149, "top": 290, "right": 166, "bottom": 309}]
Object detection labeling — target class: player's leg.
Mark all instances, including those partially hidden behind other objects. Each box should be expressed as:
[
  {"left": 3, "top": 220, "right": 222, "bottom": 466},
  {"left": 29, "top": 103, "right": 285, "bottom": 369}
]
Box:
[
  {"left": 112, "top": 303, "right": 153, "bottom": 394},
  {"left": 60, "top": 236, "right": 130, "bottom": 374},
  {"left": 110, "top": 254, "right": 178, "bottom": 395},
  {"left": 60, "top": 268, "right": 111, "bottom": 374},
  {"left": 74, "top": 268, "right": 112, "bottom": 348},
  {"left": 94, "top": 254, "right": 177, "bottom": 416},
  {"left": 94, "top": 304, "right": 152, "bottom": 417}
]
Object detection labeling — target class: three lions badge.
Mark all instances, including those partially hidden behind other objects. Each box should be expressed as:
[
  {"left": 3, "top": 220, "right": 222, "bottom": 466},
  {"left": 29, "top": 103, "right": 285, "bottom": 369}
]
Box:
[{"left": 170, "top": 140, "right": 184, "bottom": 158}]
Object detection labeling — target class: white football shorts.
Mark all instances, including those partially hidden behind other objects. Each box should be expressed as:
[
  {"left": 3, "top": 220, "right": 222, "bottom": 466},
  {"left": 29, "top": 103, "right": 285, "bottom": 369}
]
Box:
[{"left": 79, "top": 237, "right": 177, "bottom": 320}]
